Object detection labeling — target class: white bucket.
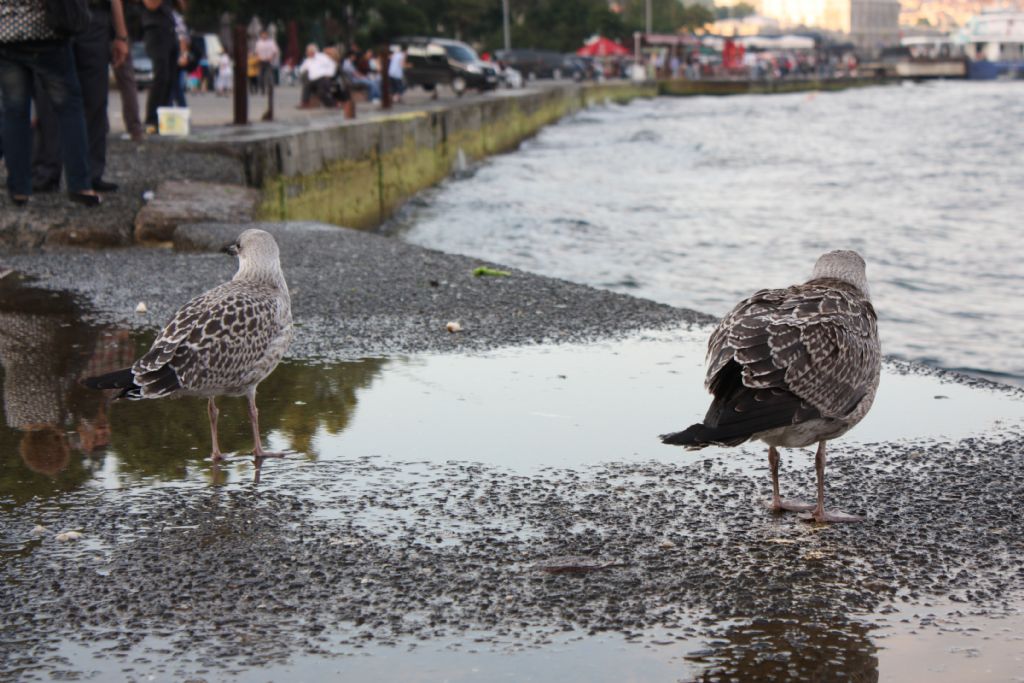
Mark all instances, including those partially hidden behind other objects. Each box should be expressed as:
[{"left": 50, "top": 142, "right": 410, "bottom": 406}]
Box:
[{"left": 157, "top": 107, "right": 191, "bottom": 136}]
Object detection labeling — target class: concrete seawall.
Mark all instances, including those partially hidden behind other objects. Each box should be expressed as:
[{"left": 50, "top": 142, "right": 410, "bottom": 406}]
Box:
[{"left": 178, "top": 82, "right": 657, "bottom": 231}]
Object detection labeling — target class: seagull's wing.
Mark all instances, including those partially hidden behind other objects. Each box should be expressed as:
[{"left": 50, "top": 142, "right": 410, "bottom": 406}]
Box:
[
  {"left": 131, "top": 283, "right": 283, "bottom": 396},
  {"left": 707, "top": 280, "right": 880, "bottom": 420}
]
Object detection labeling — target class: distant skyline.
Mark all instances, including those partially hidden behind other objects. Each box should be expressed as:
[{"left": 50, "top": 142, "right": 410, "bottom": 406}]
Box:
[{"left": 712, "top": 0, "right": 1018, "bottom": 29}]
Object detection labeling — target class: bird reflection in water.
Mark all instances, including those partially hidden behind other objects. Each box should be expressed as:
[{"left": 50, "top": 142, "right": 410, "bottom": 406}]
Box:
[{"left": 686, "top": 616, "right": 878, "bottom": 682}]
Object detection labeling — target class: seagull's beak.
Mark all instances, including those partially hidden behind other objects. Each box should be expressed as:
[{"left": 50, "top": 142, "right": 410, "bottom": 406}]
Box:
[{"left": 222, "top": 242, "right": 239, "bottom": 256}]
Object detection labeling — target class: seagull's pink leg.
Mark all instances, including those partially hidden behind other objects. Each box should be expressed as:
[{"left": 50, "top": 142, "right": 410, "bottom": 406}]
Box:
[
  {"left": 208, "top": 397, "right": 223, "bottom": 461},
  {"left": 247, "top": 388, "right": 284, "bottom": 458},
  {"left": 803, "top": 440, "right": 863, "bottom": 523},
  {"left": 765, "top": 446, "right": 814, "bottom": 513}
]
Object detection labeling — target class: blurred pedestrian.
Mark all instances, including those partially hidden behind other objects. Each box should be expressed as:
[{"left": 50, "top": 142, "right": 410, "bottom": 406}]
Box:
[
  {"left": 169, "top": 8, "right": 188, "bottom": 106},
  {"left": 215, "top": 51, "right": 232, "bottom": 96},
  {"left": 247, "top": 50, "right": 259, "bottom": 94},
  {"left": 342, "top": 50, "right": 380, "bottom": 103},
  {"left": 33, "top": 0, "right": 130, "bottom": 194},
  {"left": 0, "top": 0, "right": 101, "bottom": 206},
  {"left": 388, "top": 44, "right": 406, "bottom": 103},
  {"left": 297, "top": 43, "right": 336, "bottom": 108},
  {"left": 141, "top": 0, "right": 183, "bottom": 132},
  {"left": 113, "top": 40, "right": 144, "bottom": 141},
  {"left": 254, "top": 29, "right": 278, "bottom": 94}
]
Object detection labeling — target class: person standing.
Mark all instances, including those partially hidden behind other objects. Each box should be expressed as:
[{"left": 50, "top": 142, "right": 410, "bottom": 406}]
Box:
[
  {"left": 169, "top": 8, "right": 188, "bottom": 106},
  {"left": 33, "top": 0, "right": 130, "bottom": 194},
  {"left": 141, "top": 0, "right": 182, "bottom": 132},
  {"left": 215, "top": 51, "right": 232, "bottom": 96},
  {"left": 112, "top": 41, "right": 144, "bottom": 141},
  {"left": 388, "top": 45, "right": 406, "bottom": 104},
  {"left": 0, "top": 0, "right": 101, "bottom": 206},
  {"left": 253, "top": 30, "right": 278, "bottom": 94}
]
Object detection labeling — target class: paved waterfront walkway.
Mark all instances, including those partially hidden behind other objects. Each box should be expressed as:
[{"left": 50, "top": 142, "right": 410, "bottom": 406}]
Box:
[{"left": 108, "top": 81, "right": 544, "bottom": 135}]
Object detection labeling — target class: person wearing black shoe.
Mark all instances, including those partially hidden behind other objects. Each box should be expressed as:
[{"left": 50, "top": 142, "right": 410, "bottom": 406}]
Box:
[
  {"left": 32, "top": 0, "right": 129, "bottom": 194},
  {"left": 1, "top": 0, "right": 101, "bottom": 208}
]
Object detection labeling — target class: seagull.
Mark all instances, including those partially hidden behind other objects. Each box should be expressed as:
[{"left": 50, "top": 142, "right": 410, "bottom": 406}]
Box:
[
  {"left": 661, "top": 250, "right": 881, "bottom": 523},
  {"left": 83, "top": 229, "right": 293, "bottom": 461}
]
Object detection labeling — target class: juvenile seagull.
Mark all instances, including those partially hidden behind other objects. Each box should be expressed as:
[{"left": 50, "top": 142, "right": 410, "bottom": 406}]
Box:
[
  {"left": 661, "top": 250, "right": 881, "bottom": 523},
  {"left": 84, "top": 229, "right": 293, "bottom": 461}
]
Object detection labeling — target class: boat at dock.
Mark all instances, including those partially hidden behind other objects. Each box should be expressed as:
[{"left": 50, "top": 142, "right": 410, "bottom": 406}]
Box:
[{"left": 956, "top": 9, "right": 1024, "bottom": 79}]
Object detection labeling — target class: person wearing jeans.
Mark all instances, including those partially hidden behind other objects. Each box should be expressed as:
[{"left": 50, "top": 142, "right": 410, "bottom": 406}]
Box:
[
  {"left": 0, "top": 0, "right": 100, "bottom": 207},
  {"left": 33, "top": 0, "right": 129, "bottom": 194}
]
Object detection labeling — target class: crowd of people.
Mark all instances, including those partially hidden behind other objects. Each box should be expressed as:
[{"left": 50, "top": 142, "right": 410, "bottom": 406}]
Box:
[
  {"left": 0, "top": 0, "right": 191, "bottom": 208},
  {"left": 293, "top": 43, "right": 407, "bottom": 110}
]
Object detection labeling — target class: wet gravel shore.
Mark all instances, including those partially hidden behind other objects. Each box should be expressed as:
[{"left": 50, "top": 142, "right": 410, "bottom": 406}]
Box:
[
  {"left": 2, "top": 222, "right": 1023, "bottom": 681},
  {"left": 3, "top": 434, "right": 1023, "bottom": 681},
  {"left": 0, "top": 221, "right": 712, "bottom": 359}
]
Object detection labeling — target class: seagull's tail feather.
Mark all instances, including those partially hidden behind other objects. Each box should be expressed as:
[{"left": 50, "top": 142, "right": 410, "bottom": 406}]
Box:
[
  {"left": 82, "top": 368, "right": 135, "bottom": 392},
  {"left": 660, "top": 423, "right": 749, "bottom": 449},
  {"left": 82, "top": 368, "right": 145, "bottom": 400}
]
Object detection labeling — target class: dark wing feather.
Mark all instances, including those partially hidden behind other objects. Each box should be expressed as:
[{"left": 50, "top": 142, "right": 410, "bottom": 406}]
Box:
[
  {"left": 132, "top": 281, "right": 283, "bottom": 397},
  {"left": 707, "top": 279, "right": 880, "bottom": 420}
]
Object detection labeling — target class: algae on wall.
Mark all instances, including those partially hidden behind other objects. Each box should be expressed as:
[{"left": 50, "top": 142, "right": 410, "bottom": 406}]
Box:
[{"left": 258, "top": 82, "right": 657, "bottom": 230}]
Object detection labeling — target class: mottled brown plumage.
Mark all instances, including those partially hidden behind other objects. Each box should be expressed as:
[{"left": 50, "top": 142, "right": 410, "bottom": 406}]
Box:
[
  {"left": 662, "top": 250, "right": 881, "bottom": 523},
  {"left": 84, "top": 229, "right": 293, "bottom": 461}
]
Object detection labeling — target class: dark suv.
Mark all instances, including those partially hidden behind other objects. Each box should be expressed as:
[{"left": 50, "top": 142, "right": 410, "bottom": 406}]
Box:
[{"left": 398, "top": 37, "right": 499, "bottom": 95}]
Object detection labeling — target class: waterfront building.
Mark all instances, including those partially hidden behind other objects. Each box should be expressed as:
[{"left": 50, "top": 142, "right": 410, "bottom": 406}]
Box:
[{"left": 729, "top": 0, "right": 901, "bottom": 52}]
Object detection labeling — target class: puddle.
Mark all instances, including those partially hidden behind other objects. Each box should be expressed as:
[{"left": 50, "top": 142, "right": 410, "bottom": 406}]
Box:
[{"left": 2, "top": 279, "right": 1023, "bottom": 681}]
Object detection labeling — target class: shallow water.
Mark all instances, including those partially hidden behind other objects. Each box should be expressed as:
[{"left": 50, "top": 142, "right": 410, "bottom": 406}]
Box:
[
  {"left": 2, "top": 280, "right": 1023, "bottom": 681},
  {"left": 392, "top": 80, "right": 1024, "bottom": 385}
]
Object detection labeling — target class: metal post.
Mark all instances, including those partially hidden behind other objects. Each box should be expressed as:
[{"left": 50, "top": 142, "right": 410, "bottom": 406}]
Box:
[
  {"left": 645, "top": 0, "right": 652, "bottom": 35},
  {"left": 502, "top": 0, "right": 511, "bottom": 52},
  {"left": 232, "top": 25, "right": 248, "bottom": 125}
]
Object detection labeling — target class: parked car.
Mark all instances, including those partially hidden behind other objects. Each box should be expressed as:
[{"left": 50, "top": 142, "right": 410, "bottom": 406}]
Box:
[
  {"left": 399, "top": 37, "right": 500, "bottom": 95},
  {"left": 495, "top": 48, "right": 580, "bottom": 80}
]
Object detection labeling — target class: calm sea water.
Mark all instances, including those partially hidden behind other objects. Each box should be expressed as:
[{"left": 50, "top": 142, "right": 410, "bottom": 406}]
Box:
[{"left": 393, "top": 80, "right": 1024, "bottom": 384}]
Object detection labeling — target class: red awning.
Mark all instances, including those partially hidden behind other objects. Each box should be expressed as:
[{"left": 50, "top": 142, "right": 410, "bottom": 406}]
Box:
[{"left": 577, "top": 36, "right": 630, "bottom": 57}]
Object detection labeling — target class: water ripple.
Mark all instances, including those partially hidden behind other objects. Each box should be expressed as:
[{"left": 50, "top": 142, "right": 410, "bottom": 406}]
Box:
[{"left": 398, "top": 81, "right": 1024, "bottom": 384}]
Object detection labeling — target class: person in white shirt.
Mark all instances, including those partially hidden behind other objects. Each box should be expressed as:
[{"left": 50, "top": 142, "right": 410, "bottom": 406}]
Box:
[
  {"left": 297, "top": 44, "right": 339, "bottom": 108},
  {"left": 253, "top": 30, "right": 280, "bottom": 94},
  {"left": 388, "top": 45, "right": 406, "bottom": 103}
]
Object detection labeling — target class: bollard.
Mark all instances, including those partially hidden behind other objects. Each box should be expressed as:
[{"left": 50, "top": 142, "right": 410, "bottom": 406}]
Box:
[{"left": 232, "top": 25, "right": 248, "bottom": 125}]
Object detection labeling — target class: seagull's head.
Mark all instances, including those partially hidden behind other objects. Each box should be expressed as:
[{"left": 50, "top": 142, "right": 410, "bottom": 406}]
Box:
[
  {"left": 225, "top": 229, "right": 285, "bottom": 285},
  {"left": 810, "top": 250, "right": 870, "bottom": 299}
]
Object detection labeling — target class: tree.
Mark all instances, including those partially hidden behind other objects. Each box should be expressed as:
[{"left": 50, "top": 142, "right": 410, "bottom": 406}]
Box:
[{"left": 620, "top": 0, "right": 711, "bottom": 34}]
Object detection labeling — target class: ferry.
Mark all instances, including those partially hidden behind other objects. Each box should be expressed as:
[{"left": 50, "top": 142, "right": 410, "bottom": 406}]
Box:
[{"left": 956, "top": 9, "right": 1024, "bottom": 79}]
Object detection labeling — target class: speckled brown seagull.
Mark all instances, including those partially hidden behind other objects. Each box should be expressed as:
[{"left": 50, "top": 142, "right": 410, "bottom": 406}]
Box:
[
  {"left": 661, "top": 250, "right": 881, "bottom": 523},
  {"left": 83, "top": 229, "right": 293, "bottom": 461}
]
